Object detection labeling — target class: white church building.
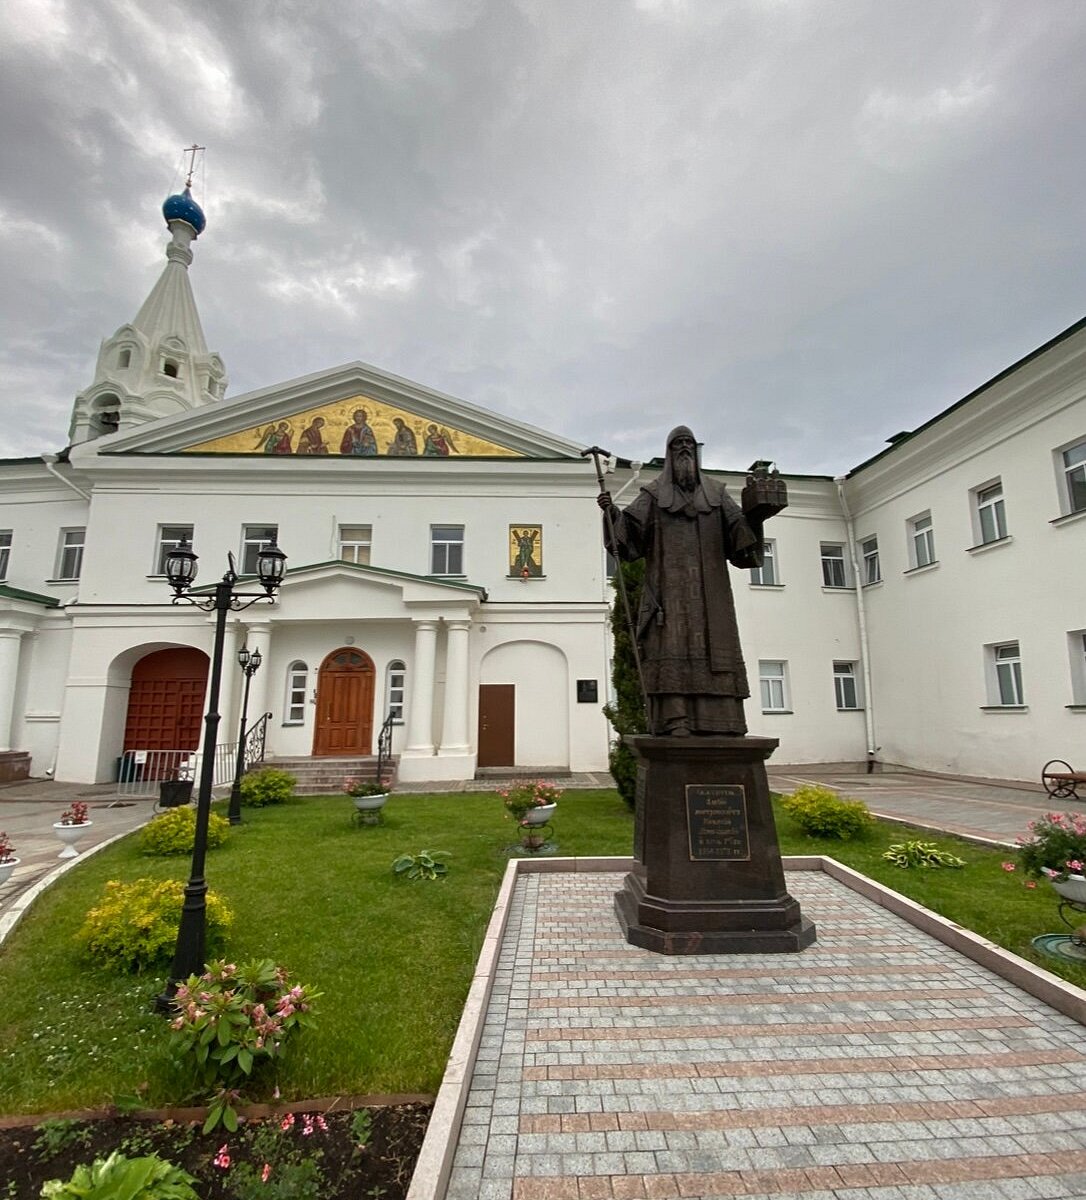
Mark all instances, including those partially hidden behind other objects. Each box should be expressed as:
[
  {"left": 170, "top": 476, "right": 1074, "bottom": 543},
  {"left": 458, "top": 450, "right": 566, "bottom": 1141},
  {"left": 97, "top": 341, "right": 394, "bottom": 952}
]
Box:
[{"left": 0, "top": 186, "right": 1083, "bottom": 787}]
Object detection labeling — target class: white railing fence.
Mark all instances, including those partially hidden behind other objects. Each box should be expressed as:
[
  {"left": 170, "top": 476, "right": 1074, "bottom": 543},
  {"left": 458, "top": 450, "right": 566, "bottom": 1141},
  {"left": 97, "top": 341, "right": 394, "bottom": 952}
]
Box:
[{"left": 117, "top": 745, "right": 237, "bottom": 797}]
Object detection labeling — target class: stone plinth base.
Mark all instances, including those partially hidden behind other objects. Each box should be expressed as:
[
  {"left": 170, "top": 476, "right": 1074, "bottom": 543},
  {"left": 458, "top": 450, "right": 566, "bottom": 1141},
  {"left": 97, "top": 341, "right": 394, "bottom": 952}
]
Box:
[
  {"left": 614, "top": 734, "right": 816, "bottom": 955},
  {"left": 0, "top": 751, "right": 31, "bottom": 784}
]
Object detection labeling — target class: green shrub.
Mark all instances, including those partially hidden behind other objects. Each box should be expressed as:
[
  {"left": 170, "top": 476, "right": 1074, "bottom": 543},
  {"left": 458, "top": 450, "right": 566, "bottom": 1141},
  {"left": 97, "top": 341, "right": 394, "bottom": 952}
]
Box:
[
  {"left": 77, "top": 879, "right": 232, "bottom": 972},
  {"left": 240, "top": 767, "right": 296, "bottom": 807},
  {"left": 138, "top": 805, "right": 230, "bottom": 856},
  {"left": 603, "top": 559, "right": 646, "bottom": 811},
  {"left": 882, "top": 840, "right": 966, "bottom": 869},
  {"left": 42, "top": 1150, "right": 198, "bottom": 1199},
  {"left": 781, "top": 784, "right": 872, "bottom": 840}
]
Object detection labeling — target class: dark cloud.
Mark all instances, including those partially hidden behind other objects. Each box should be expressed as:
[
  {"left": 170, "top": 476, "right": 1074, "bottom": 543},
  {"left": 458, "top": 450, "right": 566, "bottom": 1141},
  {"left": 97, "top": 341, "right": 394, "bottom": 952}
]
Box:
[{"left": 2, "top": 0, "right": 1085, "bottom": 471}]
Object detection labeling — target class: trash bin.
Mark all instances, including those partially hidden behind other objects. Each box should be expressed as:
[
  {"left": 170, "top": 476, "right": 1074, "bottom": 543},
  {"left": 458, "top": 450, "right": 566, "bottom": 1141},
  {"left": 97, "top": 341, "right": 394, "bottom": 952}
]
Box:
[
  {"left": 159, "top": 779, "right": 194, "bottom": 807},
  {"left": 116, "top": 755, "right": 140, "bottom": 783}
]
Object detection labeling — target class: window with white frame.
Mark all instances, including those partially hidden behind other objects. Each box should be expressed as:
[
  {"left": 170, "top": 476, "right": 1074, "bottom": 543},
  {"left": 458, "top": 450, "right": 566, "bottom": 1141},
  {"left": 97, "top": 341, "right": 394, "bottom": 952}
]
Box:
[
  {"left": 987, "top": 641, "right": 1024, "bottom": 707},
  {"left": 908, "top": 512, "right": 936, "bottom": 568},
  {"left": 241, "top": 524, "right": 278, "bottom": 574},
  {"left": 1068, "top": 631, "right": 1086, "bottom": 706},
  {"left": 386, "top": 659, "right": 406, "bottom": 722},
  {"left": 155, "top": 524, "right": 194, "bottom": 575},
  {"left": 0, "top": 530, "right": 10, "bottom": 581},
  {"left": 972, "top": 480, "right": 1007, "bottom": 544},
  {"left": 1060, "top": 439, "right": 1086, "bottom": 515},
  {"left": 820, "top": 542, "right": 847, "bottom": 588},
  {"left": 833, "top": 661, "right": 860, "bottom": 710},
  {"left": 430, "top": 525, "right": 464, "bottom": 575},
  {"left": 338, "top": 524, "right": 372, "bottom": 565},
  {"left": 750, "top": 538, "right": 778, "bottom": 585},
  {"left": 56, "top": 528, "right": 85, "bottom": 580},
  {"left": 285, "top": 661, "right": 308, "bottom": 724},
  {"left": 759, "top": 660, "right": 789, "bottom": 712},
  {"left": 860, "top": 536, "right": 880, "bottom": 585}
]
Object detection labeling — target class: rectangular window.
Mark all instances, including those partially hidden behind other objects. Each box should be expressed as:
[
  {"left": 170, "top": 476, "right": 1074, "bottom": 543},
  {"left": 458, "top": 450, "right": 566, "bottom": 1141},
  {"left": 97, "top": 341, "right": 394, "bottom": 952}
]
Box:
[
  {"left": 241, "top": 524, "right": 278, "bottom": 575},
  {"left": 338, "top": 524, "right": 372, "bottom": 565},
  {"left": 973, "top": 480, "right": 1007, "bottom": 544},
  {"left": 860, "top": 536, "right": 880, "bottom": 585},
  {"left": 0, "top": 530, "right": 10, "bottom": 581},
  {"left": 759, "top": 660, "right": 789, "bottom": 712},
  {"left": 992, "top": 642, "right": 1024, "bottom": 706},
  {"left": 750, "top": 538, "right": 777, "bottom": 585},
  {"left": 285, "top": 663, "right": 308, "bottom": 724},
  {"left": 834, "top": 661, "right": 860, "bottom": 710},
  {"left": 1062, "top": 439, "right": 1086, "bottom": 514},
  {"left": 56, "top": 528, "right": 85, "bottom": 580},
  {"left": 909, "top": 512, "right": 935, "bottom": 568},
  {"left": 430, "top": 525, "right": 464, "bottom": 575},
  {"left": 1068, "top": 631, "right": 1086, "bottom": 706},
  {"left": 820, "top": 543, "right": 847, "bottom": 588},
  {"left": 155, "top": 524, "right": 194, "bottom": 575}
]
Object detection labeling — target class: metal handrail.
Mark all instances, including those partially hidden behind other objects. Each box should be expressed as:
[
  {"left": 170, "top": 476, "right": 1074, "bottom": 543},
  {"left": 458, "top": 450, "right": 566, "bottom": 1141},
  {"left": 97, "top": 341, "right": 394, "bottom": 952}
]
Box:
[
  {"left": 243, "top": 712, "right": 273, "bottom": 770},
  {"left": 376, "top": 710, "right": 395, "bottom": 788}
]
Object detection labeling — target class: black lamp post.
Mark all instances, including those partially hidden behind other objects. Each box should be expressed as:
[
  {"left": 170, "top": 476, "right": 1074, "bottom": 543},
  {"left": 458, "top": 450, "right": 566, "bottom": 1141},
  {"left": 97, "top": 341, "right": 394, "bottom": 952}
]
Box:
[
  {"left": 155, "top": 538, "right": 287, "bottom": 1013},
  {"left": 227, "top": 644, "right": 263, "bottom": 825}
]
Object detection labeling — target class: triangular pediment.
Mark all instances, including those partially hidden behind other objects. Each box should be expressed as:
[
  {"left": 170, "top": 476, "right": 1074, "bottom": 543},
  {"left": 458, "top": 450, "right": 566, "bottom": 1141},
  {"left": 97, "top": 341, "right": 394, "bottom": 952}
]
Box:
[
  {"left": 95, "top": 360, "right": 584, "bottom": 460},
  {"left": 266, "top": 560, "right": 486, "bottom": 620}
]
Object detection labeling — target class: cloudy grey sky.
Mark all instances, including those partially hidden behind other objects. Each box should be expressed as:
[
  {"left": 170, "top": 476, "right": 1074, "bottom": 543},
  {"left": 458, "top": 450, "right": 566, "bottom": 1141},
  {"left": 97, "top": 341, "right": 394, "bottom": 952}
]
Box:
[{"left": 2, "top": 0, "right": 1085, "bottom": 473}]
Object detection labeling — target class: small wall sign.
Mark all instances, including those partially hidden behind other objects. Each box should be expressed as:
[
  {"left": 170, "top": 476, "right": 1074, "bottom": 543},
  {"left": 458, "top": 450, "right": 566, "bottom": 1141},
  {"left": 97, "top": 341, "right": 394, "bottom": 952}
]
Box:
[{"left": 576, "top": 679, "right": 598, "bottom": 703}]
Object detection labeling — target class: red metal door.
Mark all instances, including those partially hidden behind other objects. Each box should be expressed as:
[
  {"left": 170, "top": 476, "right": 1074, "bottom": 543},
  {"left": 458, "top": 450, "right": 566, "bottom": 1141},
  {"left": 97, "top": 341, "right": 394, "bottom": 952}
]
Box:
[{"left": 477, "top": 684, "right": 515, "bottom": 767}]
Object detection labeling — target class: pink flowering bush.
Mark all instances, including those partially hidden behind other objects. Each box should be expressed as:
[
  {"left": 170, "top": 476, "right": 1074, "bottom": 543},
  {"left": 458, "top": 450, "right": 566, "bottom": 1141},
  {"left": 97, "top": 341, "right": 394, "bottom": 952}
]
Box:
[
  {"left": 499, "top": 780, "right": 562, "bottom": 823},
  {"left": 168, "top": 959, "right": 320, "bottom": 1133},
  {"left": 1016, "top": 810, "right": 1086, "bottom": 881},
  {"left": 58, "top": 801, "right": 89, "bottom": 825}
]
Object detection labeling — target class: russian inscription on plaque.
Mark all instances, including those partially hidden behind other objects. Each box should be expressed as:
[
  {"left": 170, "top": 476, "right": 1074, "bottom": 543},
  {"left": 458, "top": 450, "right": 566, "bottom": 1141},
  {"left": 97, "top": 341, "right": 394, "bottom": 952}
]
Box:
[{"left": 686, "top": 784, "right": 750, "bottom": 861}]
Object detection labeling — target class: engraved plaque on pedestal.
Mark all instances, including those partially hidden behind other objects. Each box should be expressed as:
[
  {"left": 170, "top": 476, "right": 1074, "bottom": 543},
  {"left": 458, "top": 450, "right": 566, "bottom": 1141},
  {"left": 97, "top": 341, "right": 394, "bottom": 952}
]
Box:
[{"left": 685, "top": 784, "right": 750, "bottom": 861}]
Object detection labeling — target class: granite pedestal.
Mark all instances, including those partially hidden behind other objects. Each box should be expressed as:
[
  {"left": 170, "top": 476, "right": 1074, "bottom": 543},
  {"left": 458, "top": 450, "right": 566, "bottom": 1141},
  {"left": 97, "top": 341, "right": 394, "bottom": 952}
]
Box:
[{"left": 614, "top": 734, "right": 816, "bottom": 954}]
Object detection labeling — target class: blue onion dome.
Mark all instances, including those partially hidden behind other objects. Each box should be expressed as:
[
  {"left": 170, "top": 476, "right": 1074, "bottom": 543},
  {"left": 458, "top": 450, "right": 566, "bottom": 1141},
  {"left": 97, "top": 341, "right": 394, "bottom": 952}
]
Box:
[{"left": 162, "top": 187, "right": 206, "bottom": 234}]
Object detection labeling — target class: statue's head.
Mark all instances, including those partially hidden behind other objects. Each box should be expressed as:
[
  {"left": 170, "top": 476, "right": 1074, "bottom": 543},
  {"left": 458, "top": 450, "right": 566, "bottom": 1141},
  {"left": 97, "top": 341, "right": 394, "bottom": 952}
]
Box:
[{"left": 666, "top": 426, "right": 699, "bottom": 491}]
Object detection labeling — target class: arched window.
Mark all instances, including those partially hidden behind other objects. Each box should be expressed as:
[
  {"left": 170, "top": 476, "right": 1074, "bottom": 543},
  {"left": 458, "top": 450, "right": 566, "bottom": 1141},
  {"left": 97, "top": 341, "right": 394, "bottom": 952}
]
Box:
[
  {"left": 118, "top": 348, "right": 131, "bottom": 368},
  {"left": 285, "top": 661, "right": 308, "bottom": 724},
  {"left": 386, "top": 660, "right": 406, "bottom": 723}
]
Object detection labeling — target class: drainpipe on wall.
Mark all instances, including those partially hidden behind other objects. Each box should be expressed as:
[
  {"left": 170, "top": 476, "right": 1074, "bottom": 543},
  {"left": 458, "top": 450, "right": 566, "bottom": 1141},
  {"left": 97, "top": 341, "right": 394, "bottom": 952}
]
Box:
[
  {"left": 41, "top": 453, "right": 91, "bottom": 500},
  {"left": 834, "top": 476, "right": 879, "bottom": 773}
]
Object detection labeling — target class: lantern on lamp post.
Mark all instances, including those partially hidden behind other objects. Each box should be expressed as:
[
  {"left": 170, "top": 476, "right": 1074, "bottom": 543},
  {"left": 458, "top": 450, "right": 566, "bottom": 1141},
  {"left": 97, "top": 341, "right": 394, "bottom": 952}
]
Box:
[
  {"left": 227, "top": 644, "right": 263, "bottom": 825},
  {"left": 155, "top": 537, "right": 287, "bottom": 1012}
]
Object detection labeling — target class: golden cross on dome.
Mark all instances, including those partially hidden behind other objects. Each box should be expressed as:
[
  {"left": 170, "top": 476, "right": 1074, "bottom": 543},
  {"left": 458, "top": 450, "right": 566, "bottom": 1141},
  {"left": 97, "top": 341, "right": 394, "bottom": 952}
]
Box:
[{"left": 183, "top": 143, "right": 206, "bottom": 189}]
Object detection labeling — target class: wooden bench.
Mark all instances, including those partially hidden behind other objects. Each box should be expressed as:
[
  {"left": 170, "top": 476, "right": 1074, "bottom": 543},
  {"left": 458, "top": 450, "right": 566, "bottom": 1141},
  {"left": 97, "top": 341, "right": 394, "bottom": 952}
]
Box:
[{"left": 1042, "top": 760, "right": 1086, "bottom": 801}]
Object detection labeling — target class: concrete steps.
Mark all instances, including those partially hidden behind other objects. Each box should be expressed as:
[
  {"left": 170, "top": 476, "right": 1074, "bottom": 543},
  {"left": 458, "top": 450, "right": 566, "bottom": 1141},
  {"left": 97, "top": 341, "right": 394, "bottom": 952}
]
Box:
[{"left": 263, "top": 755, "right": 398, "bottom": 796}]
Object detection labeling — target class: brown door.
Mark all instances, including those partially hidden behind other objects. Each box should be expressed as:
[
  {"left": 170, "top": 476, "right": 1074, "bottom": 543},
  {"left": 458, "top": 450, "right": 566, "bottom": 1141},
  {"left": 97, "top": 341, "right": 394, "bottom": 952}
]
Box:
[
  {"left": 313, "top": 648, "right": 375, "bottom": 756},
  {"left": 124, "top": 647, "right": 209, "bottom": 754},
  {"left": 477, "top": 684, "right": 515, "bottom": 767}
]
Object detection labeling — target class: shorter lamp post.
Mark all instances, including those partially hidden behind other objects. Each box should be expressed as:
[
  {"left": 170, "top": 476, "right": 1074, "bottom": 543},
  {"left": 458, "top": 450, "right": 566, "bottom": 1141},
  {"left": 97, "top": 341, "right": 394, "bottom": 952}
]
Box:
[
  {"left": 155, "top": 539, "right": 287, "bottom": 1013},
  {"left": 227, "top": 645, "right": 263, "bottom": 825}
]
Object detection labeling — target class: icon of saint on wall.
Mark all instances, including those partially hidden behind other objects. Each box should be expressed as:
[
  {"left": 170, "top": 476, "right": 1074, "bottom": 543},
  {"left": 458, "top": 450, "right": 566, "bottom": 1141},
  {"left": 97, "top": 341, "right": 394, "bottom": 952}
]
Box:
[
  {"left": 340, "top": 409, "right": 378, "bottom": 456},
  {"left": 509, "top": 525, "right": 543, "bottom": 577}
]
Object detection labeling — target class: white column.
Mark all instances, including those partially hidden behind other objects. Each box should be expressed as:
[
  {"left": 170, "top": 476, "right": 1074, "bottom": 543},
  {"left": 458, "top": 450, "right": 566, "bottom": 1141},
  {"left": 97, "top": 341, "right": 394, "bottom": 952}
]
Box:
[
  {"left": 244, "top": 622, "right": 273, "bottom": 731},
  {"left": 439, "top": 620, "right": 471, "bottom": 754},
  {"left": 216, "top": 620, "right": 242, "bottom": 747},
  {"left": 403, "top": 620, "right": 438, "bottom": 756},
  {"left": 0, "top": 629, "right": 25, "bottom": 752}
]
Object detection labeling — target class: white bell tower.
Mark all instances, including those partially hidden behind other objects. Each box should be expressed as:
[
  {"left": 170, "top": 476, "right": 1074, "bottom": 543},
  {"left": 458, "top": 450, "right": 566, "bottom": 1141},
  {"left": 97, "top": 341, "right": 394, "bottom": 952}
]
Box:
[{"left": 69, "top": 156, "right": 227, "bottom": 444}]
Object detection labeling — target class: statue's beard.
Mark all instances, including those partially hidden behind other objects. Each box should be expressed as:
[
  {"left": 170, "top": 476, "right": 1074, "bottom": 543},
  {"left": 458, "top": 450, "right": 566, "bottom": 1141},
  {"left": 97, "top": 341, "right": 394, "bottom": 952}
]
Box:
[{"left": 674, "top": 454, "right": 698, "bottom": 492}]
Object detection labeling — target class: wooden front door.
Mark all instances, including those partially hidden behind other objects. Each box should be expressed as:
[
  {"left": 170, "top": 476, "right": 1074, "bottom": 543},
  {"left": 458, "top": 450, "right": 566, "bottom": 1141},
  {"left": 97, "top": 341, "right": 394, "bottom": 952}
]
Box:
[
  {"left": 477, "top": 684, "right": 515, "bottom": 767},
  {"left": 124, "top": 648, "right": 209, "bottom": 753},
  {"left": 313, "top": 648, "right": 375, "bottom": 756}
]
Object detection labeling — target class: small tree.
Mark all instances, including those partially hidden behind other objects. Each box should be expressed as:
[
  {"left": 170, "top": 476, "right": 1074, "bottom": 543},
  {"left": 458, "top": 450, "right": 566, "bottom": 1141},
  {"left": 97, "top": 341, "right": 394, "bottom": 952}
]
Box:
[{"left": 602, "top": 558, "right": 646, "bottom": 810}]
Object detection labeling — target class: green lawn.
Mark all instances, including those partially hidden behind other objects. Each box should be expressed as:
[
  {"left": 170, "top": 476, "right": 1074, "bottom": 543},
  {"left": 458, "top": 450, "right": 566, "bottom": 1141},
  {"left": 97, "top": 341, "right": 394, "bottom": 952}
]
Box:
[{"left": 0, "top": 788, "right": 1080, "bottom": 1116}]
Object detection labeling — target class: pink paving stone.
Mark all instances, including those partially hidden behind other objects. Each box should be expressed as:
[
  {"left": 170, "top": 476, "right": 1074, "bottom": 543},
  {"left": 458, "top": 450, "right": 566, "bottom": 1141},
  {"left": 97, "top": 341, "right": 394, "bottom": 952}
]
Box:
[
  {"left": 577, "top": 1178, "right": 614, "bottom": 1200},
  {"left": 610, "top": 1179, "right": 648, "bottom": 1200}
]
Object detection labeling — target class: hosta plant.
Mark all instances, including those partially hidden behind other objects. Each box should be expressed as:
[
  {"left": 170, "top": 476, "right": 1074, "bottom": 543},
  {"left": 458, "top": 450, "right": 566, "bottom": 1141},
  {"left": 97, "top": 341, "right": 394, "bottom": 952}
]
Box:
[
  {"left": 41, "top": 1151, "right": 198, "bottom": 1199},
  {"left": 392, "top": 849, "right": 450, "bottom": 881},
  {"left": 882, "top": 840, "right": 966, "bottom": 869},
  {"left": 168, "top": 959, "right": 320, "bottom": 1133}
]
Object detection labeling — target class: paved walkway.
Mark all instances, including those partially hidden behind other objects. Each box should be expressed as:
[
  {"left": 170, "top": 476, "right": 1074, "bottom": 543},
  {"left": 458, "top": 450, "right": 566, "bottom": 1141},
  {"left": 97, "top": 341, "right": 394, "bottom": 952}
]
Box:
[
  {"left": 443, "top": 868, "right": 1086, "bottom": 1200},
  {"left": 766, "top": 767, "right": 1052, "bottom": 846}
]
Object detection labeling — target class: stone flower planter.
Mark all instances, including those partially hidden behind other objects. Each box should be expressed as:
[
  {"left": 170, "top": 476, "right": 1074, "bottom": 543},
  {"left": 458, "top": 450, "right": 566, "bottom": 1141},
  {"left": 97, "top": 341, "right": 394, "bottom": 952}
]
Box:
[
  {"left": 53, "top": 821, "right": 92, "bottom": 859},
  {"left": 0, "top": 857, "right": 18, "bottom": 886}
]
